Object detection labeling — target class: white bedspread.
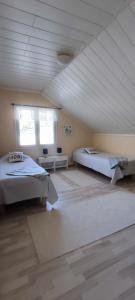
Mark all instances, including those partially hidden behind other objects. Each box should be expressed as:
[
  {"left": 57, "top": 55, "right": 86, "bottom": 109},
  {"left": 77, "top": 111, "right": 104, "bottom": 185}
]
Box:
[
  {"left": 73, "top": 149, "right": 135, "bottom": 184},
  {"left": 0, "top": 154, "right": 58, "bottom": 205}
]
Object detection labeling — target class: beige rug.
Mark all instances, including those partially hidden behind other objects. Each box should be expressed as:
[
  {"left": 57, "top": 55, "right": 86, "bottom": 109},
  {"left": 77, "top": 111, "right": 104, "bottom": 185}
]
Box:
[
  {"left": 28, "top": 190, "right": 135, "bottom": 263},
  {"left": 50, "top": 173, "right": 73, "bottom": 192},
  {"left": 62, "top": 169, "right": 101, "bottom": 187}
]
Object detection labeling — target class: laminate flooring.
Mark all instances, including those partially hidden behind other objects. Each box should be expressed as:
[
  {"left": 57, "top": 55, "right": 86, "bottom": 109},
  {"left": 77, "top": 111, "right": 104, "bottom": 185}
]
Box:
[{"left": 0, "top": 167, "right": 135, "bottom": 300}]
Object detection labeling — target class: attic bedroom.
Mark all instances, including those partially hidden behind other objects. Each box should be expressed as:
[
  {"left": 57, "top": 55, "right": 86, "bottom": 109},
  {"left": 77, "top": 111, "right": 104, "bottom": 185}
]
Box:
[{"left": 0, "top": 0, "right": 135, "bottom": 299}]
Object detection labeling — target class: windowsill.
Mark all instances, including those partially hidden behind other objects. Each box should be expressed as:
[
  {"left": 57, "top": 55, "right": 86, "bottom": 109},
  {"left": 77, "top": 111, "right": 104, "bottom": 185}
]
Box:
[{"left": 17, "top": 144, "right": 56, "bottom": 148}]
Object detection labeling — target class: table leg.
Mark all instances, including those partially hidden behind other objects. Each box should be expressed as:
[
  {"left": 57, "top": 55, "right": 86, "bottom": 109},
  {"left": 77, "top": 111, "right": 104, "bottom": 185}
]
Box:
[
  {"left": 54, "top": 161, "right": 56, "bottom": 172},
  {"left": 40, "top": 197, "right": 47, "bottom": 209}
]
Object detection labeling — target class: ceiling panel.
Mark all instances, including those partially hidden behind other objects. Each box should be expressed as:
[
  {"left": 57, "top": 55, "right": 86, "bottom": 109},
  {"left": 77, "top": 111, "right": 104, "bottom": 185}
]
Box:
[
  {"left": 79, "top": 0, "right": 132, "bottom": 15},
  {"left": 0, "top": 3, "right": 34, "bottom": 25},
  {"left": 0, "top": 70, "right": 49, "bottom": 83},
  {"left": 0, "top": 28, "right": 29, "bottom": 43},
  {"left": 0, "top": 53, "right": 60, "bottom": 69},
  {"left": 36, "top": 0, "right": 112, "bottom": 26},
  {"left": 0, "top": 45, "right": 58, "bottom": 62},
  {"left": 44, "top": 0, "right": 135, "bottom": 133},
  {"left": 0, "top": 0, "right": 103, "bottom": 32},
  {"left": 0, "top": 37, "right": 73, "bottom": 58},
  {"left": 0, "top": 18, "right": 86, "bottom": 48},
  {"left": 28, "top": 36, "right": 80, "bottom": 52},
  {"left": 107, "top": 21, "right": 135, "bottom": 69},
  {"left": 34, "top": 17, "right": 94, "bottom": 42},
  {"left": 0, "top": 37, "right": 60, "bottom": 56},
  {"left": 0, "top": 0, "right": 132, "bottom": 91}
]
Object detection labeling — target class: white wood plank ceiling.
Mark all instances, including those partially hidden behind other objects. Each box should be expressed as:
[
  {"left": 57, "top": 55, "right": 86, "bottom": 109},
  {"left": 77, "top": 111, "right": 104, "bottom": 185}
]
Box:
[
  {"left": 0, "top": 0, "right": 132, "bottom": 91},
  {"left": 45, "top": 0, "right": 135, "bottom": 133}
]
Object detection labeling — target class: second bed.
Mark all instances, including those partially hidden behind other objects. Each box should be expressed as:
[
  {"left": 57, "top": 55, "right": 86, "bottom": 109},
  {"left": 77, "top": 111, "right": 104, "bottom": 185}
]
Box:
[{"left": 73, "top": 148, "right": 135, "bottom": 184}]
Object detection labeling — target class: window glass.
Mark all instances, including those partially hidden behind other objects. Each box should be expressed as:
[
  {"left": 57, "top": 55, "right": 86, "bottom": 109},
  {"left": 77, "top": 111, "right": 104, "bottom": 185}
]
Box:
[
  {"left": 39, "top": 109, "right": 55, "bottom": 145},
  {"left": 17, "top": 108, "right": 36, "bottom": 146}
]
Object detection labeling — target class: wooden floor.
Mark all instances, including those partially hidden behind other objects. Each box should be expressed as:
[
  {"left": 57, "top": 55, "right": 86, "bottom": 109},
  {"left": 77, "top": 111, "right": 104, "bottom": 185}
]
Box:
[{"left": 1, "top": 167, "right": 135, "bottom": 300}]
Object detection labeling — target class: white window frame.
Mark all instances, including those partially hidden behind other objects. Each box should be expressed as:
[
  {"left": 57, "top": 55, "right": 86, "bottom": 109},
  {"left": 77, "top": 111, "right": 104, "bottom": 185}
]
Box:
[{"left": 15, "top": 106, "right": 56, "bottom": 147}]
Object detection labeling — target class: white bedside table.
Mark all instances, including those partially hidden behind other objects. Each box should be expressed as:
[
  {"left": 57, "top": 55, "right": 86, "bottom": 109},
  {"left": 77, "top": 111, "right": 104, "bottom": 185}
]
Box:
[{"left": 38, "top": 155, "right": 68, "bottom": 172}]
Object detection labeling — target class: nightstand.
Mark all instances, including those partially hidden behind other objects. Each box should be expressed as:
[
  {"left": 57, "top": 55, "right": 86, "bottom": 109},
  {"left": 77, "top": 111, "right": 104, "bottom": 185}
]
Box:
[{"left": 38, "top": 155, "right": 68, "bottom": 172}]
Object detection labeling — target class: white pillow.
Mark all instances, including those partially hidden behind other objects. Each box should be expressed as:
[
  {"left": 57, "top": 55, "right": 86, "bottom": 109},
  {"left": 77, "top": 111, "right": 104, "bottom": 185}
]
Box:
[
  {"left": 83, "top": 147, "right": 94, "bottom": 154},
  {"left": 83, "top": 148, "right": 98, "bottom": 154},
  {"left": 8, "top": 152, "right": 24, "bottom": 163}
]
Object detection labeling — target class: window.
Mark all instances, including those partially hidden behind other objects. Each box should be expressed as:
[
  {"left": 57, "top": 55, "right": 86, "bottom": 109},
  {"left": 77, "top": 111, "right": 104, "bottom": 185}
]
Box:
[{"left": 15, "top": 106, "right": 56, "bottom": 146}]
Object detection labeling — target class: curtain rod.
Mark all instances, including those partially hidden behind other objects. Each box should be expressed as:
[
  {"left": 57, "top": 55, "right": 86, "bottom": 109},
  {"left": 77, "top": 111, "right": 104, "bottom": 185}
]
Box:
[{"left": 11, "top": 103, "right": 62, "bottom": 110}]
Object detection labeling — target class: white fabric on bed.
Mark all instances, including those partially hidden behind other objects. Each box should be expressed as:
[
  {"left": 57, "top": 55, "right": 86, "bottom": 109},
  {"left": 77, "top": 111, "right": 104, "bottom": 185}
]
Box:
[
  {"left": 0, "top": 154, "right": 58, "bottom": 205},
  {"left": 73, "top": 149, "right": 135, "bottom": 183}
]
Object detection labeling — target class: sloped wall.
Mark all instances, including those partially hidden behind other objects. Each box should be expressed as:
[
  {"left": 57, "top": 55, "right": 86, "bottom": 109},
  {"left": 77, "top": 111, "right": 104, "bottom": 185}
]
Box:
[{"left": 44, "top": 0, "right": 135, "bottom": 134}]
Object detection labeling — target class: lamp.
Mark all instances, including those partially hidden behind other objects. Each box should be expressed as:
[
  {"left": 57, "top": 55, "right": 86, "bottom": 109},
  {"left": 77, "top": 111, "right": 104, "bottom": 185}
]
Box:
[
  {"left": 43, "top": 148, "right": 48, "bottom": 157},
  {"left": 57, "top": 147, "right": 62, "bottom": 155},
  {"left": 57, "top": 52, "right": 74, "bottom": 65}
]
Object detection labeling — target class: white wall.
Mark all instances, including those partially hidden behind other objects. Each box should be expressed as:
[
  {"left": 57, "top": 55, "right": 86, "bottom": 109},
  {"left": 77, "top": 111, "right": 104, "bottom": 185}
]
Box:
[{"left": 44, "top": 0, "right": 135, "bottom": 134}]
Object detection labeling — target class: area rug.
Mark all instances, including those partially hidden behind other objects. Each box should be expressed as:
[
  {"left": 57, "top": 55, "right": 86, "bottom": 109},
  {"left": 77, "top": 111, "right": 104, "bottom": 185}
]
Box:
[
  {"left": 28, "top": 190, "right": 135, "bottom": 263},
  {"left": 50, "top": 173, "right": 73, "bottom": 192},
  {"left": 62, "top": 169, "right": 102, "bottom": 187}
]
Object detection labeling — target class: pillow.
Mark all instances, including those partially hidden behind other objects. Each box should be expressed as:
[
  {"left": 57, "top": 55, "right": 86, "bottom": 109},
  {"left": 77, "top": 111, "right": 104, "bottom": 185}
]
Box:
[
  {"left": 80, "top": 147, "right": 93, "bottom": 152},
  {"left": 83, "top": 148, "right": 99, "bottom": 154},
  {"left": 83, "top": 147, "right": 94, "bottom": 154},
  {"left": 8, "top": 152, "right": 24, "bottom": 163}
]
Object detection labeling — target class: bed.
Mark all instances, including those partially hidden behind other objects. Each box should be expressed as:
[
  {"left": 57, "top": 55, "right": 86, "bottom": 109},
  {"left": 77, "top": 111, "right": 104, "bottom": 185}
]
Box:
[
  {"left": 73, "top": 148, "right": 135, "bottom": 184},
  {"left": 0, "top": 154, "right": 58, "bottom": 206}
]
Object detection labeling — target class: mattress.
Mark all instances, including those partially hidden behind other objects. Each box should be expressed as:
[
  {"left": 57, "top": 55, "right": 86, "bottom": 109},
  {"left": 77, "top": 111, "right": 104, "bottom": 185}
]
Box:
[
  {"left": 0, "top": 154, "right": 58, "bottom": 205},
  {"left": 73, "top": 149, "right": 135, "bottom": 183}
]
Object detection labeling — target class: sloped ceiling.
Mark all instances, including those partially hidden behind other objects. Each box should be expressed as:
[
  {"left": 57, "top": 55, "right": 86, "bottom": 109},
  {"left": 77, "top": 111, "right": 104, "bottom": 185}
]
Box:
[
  {"left": 0, "top": 0, "right": 132, "bottom": 91},
  {"left": 44, "top": 0, "right": 135, "bottom": 133}
]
